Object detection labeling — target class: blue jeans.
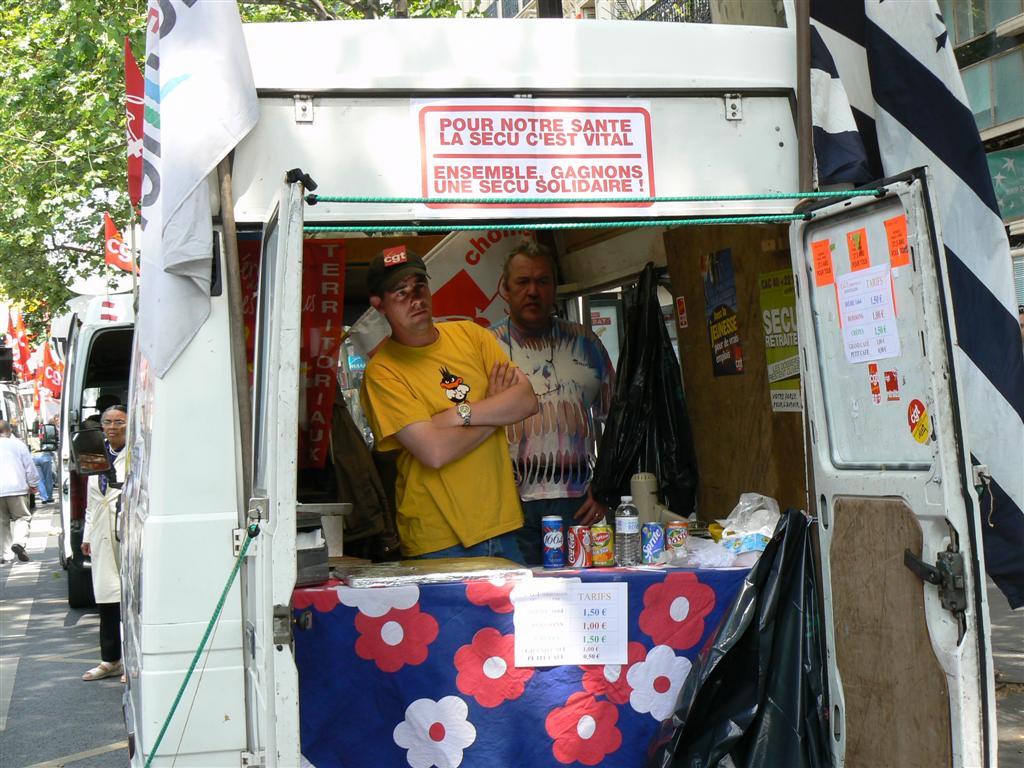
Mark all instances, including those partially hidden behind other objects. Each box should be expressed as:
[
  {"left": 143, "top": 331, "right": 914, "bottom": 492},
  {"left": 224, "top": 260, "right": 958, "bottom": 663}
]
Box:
[
  {"left": 32, "top": 453, "right": 54, "bottom": 503},
  {"left": 517, "top": 496, "right": 586, "bottom": 567},
  {"left": 415, "top": 530, "right": 526, "bottom": 566}
]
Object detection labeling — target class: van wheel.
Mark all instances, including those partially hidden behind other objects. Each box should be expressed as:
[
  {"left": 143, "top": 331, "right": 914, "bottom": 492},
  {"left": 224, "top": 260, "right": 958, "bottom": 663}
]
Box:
[{"left": 68, "top": 561, "right": 95, "bottom": 609}]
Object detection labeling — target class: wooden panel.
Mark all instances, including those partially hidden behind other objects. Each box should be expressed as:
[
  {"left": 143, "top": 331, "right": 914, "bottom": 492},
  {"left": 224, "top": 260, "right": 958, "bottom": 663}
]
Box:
[
  {"left": 829, "top": 497, "right": 952, "bottom": 768},
  {"left": 663, "top": 225, "right": 805, "bottom": 520}
]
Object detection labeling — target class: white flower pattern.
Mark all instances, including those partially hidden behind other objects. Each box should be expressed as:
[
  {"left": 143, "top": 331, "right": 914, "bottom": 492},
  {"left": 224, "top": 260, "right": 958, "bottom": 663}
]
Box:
[
  {"left": 337, "top": 584, "right": 420, "bottom": 617},
  {"left": 626, "top": 644, "right": 692, "bottom": 721},
  {"left": 393, "top": 696, "right": 477, "bottom": 768}
]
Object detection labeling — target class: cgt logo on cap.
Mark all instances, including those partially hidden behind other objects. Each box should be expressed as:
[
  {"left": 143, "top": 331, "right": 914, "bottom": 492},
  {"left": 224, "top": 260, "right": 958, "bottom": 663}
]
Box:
[{"left": 382, "top": 246, "right": 408, "bottom": 267}]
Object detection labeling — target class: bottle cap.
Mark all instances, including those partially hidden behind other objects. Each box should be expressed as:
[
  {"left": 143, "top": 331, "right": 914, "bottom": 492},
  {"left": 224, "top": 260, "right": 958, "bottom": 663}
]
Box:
[{"left": 621, "top": 495, "right": 632, "bottom": 502}]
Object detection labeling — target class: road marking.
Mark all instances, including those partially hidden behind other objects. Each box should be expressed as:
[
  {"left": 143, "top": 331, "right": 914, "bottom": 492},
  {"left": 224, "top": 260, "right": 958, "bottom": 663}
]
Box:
[
  {"left": 25, "top": 740, "right": 129, "bottom": 767},
  {"left": 0, "top": 656, "right": 16, "bottom": 731}
]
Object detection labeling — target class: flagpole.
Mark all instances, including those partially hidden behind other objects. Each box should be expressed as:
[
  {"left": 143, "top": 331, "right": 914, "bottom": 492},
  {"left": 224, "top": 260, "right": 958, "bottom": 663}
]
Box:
[
  {"left": 796, "top": 0, "right": 813, "bottom": 191},
  {"left": 129, "top": 207, "right": 139, "bottom": 302}
]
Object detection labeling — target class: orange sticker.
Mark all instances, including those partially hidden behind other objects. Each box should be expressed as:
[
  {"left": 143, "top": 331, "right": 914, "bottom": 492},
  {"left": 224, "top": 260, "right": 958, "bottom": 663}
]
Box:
[
  {"left": 907, "top": 398, "right": 931, "bottom": 444},
  {"left": 884, "top": 214, "right": 910, "bottom": 268},
  {"left": 812, "top": 239, "right": 834, "bottom": 286},
  {"left": 847, "top": 228, "right": 870, "bottom": 271}
]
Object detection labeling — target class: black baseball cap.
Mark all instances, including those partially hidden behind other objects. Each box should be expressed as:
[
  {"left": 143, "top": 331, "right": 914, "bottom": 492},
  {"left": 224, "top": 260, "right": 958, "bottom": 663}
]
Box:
[{"left": 366, "top": 246, "right": 429, "bottom": 297}]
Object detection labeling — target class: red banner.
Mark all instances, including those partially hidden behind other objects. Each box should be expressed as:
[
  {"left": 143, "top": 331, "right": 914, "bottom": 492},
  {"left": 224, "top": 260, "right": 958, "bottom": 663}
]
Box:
[
  {"left": 8, "top": 308, "right": 32, "bottom": 381},
  {"left": 104, "top": 212, "right": 136, "bottom": 273},
  {"left": 40, "top": 342, "right": 63, "bottom": 398},
  {"left": 125, "top": 38, "right": 144, "bottom": 209}
]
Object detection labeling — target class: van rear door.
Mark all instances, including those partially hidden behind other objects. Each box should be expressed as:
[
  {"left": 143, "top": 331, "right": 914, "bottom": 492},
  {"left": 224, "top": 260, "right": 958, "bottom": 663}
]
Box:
[
  {"left": 243, "top": 179, "right": 304, "bottom": 766},
  {"left": 790, "top": 169, "right": 994, "bottom": 767}
]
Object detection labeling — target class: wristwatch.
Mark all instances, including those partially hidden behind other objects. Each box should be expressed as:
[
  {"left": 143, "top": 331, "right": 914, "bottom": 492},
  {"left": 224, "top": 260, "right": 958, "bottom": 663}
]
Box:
[{"left": 456, "top": 402, "right": 472, "bottom": 426}]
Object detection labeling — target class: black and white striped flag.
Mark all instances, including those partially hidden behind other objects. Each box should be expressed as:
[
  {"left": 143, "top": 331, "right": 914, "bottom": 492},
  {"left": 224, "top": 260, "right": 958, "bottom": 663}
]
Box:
[{"left": 810, "top": 0, "right": 1024, "bottom": 609}]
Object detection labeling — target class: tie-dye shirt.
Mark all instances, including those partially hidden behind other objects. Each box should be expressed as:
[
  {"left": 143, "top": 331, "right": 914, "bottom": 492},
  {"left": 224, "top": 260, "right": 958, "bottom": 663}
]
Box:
[{"left": 491, "top": 318, "right": 615, "bottom": 501}]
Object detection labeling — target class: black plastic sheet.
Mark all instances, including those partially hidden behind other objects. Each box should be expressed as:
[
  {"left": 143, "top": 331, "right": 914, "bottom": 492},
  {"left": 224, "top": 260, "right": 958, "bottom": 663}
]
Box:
[
  {"left": 647, "top": 509, "right": 832, "bottom": 768},
  {"left": 591, "top": 263, "right": 698, "bottom": 515}
]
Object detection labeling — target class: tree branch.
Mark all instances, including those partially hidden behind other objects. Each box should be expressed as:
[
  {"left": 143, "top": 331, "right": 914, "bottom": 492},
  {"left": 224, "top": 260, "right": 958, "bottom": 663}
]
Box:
[
  {"left": 242, "top": 0, "right": 339, "bottom": 19},
  {"left": 51, "top": 243, "right": 102, "bottom": 257}
]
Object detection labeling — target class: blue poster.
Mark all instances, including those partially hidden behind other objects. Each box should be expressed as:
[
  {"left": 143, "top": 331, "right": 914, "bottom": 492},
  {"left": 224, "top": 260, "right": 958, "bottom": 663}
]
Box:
[{"left": 702, "top": 248, "right": 744, "bottom": 376}]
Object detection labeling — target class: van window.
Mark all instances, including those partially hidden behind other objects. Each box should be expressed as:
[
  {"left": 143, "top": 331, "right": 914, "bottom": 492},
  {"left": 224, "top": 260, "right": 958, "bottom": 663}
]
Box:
[
  {"left": 80, "top": 328, "right": 133, "bottom": 420},
  {"left": 252, "top": 212, "right": 280, "bottom": 496}
]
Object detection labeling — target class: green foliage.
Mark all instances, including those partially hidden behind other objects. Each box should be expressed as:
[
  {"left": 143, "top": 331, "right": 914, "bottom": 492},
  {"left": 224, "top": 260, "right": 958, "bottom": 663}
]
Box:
[{"left": 0, "top": 0, "right": 467, "bottom": 336}]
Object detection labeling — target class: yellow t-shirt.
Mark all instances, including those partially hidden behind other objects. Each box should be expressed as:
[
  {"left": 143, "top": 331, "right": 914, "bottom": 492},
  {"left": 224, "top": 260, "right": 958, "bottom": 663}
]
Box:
[{"left": 360, "top": 321, "right": 523, "bottom": 556}]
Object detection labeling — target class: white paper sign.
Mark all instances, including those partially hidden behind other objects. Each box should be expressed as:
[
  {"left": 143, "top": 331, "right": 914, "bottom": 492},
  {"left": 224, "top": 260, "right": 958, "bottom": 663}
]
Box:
[
  {"left": 415, "top": 99, "right": 654, "bottom": 209},
  {"left": 836, "top": 265, "right": 901, "bottom": 363},
  {"left": 512, "top": 580, "right": 628, "bottom": 667}
]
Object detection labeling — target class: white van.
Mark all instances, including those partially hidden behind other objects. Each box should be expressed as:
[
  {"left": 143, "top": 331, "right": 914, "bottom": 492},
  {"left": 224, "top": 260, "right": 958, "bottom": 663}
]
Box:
[
  {"left": 120, "top": 14, "right": 999, "bottom": 768},
  {"left": 59, "top": 293, "right": 134, "bottom": 607}
]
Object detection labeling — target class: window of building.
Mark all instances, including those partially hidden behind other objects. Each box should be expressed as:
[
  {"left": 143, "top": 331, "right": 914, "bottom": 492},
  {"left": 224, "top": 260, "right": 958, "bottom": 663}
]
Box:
[
  {"left": 940, "top": 0, "right": 1024, "bottom": 44},
  {"left": 962, "top": 46, "right": 1024, "bottom": 130}
]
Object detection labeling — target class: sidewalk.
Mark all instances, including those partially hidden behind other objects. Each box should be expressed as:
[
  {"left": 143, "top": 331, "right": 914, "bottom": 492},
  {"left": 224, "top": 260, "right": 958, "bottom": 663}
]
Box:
[{"left": 989, "top": 577, "right": 1023, "bottom": 767}]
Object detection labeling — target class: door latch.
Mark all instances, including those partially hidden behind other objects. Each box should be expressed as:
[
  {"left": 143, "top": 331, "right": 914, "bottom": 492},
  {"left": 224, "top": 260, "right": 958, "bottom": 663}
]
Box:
[
  {"left": 903, "top": 549, "right": 967, "bottom": 613},
  {"left": 273, "top": 604, "right": 293, "bottom": 646},
  {"left": 724, "top": 94, "right": 742, "bottom": 121}
]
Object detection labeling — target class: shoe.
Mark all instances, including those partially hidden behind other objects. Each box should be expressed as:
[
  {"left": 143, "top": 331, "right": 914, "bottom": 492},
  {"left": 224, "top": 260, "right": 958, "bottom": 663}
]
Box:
[
  {"left": 120, "top": 673, "right": 127, "bottom": 684},
  {"left": 82, "top": 661, "right": 123, "bottom": 681},
  {"left": 10, "top": 544, "right": 29, "bottom": 562}
]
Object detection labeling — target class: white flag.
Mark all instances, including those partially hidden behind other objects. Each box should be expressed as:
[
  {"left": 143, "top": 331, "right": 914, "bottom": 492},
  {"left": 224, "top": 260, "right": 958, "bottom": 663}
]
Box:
[{"left": 139, "top": 0, "right": 259, "bottom": 377}]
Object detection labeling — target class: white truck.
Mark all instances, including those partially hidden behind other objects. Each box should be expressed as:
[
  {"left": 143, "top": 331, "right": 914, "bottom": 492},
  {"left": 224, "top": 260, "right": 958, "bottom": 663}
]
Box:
[{"left": 118, "top": 9, "right": 1002, "bottom": 768}]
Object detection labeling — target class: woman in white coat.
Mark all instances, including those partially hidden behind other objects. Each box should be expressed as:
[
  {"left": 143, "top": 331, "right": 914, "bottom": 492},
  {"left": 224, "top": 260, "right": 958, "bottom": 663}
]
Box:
[{"left": 81, "top": 405, "right": 127, "bottom": 682}]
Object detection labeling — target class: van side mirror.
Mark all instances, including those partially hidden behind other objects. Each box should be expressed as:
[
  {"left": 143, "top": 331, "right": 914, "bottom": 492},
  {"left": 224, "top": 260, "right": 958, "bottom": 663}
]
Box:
[
  {"left": 70, "top": 426, "right": 111, "bottom": 475},
  {"left": 39, "top": 424, "right": 58, "bottom": 452}
]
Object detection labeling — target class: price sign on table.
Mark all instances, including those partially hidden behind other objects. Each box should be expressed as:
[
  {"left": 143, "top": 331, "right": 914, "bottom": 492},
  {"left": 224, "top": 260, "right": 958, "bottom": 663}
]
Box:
[{"left": 512, "top": 581, "right": 628, "bottom": 667}]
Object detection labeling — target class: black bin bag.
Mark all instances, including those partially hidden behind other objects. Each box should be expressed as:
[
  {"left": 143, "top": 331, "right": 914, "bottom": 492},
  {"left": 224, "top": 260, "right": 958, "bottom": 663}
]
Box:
[
  {"left": 591, "top": 262, "right": 698, "bottom": 515},
  {"left": 647, "top": 509, "right": 832, "bottom": 768}
]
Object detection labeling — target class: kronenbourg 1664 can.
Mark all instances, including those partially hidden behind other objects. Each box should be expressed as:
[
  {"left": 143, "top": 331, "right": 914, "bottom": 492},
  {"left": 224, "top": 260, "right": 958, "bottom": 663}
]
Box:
[
  {"left": 567, "top": 525, "right": 592, "bottom": 568},
  {"left": 590, "top": 524, "right": 615, "bottom": 566},
  {"left": 641, "top": 522, "right": 665, "bottom": 564},
  {"left": 541, "top": 515, "right": 565, "bottom": 568}
]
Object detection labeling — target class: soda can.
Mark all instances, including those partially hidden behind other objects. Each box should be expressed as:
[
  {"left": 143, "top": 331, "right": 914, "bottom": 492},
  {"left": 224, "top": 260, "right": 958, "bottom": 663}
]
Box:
[
  {"left": 641, "top": 522, "right": 665, "bottom": 564},
  {"left": 665, "top": 521, "right": 689, "bottom": 553},
  {"left": 541, "top": 516, "right": 565, "bottom": 568},
  {"left": 590, "top": 524, "right": 615, "bottom": 566},
  {"left": 567, "top": 526, "right": 592, "bottom": 568}
]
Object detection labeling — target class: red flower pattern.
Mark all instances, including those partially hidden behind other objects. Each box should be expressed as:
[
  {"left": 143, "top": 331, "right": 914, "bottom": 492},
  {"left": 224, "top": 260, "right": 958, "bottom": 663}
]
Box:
[
  {"left": 545, "top": 692, "right": 622, "bottom": 766},
  {"left": 580, "top": 641, "right": 647, "bottom": 704},
  {"left": 465, "top": 579, "right": 515, "bottom": 613},
  {"left": 354, "top": 605, "right": 439, "bottom": 672},
  {"left": 291, "top": 582, "right": 341, "bottom": 612},
  {"left": 638, "top": 571, "right": 716, "bottom": 650},
  {"left": 454, "top": 627, "right": 534, "bottom": 707}
]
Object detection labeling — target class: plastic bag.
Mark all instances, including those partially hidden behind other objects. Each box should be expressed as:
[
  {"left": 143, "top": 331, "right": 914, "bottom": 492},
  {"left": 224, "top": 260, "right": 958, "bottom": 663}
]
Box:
[
  {"left": 592, "top": 263, "right": 699, "bottom": 515},
  {"left": 671, "top": 537, "right": 736, "bottom": 569},
  {"left": 716, "top": 493, "right": 781, "bottom": 557},
  {"left": 647, "top": 509, "right": 831, "bottom": 768}
]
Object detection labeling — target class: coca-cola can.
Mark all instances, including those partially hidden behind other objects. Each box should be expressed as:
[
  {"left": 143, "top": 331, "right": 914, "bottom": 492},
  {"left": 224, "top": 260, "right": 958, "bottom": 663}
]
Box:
[
  {"left": 541, "top": 515, "right": 565, "bottom": 568},
  {"left": 567, "top": 525, "right": 592, "bottom": 568}
]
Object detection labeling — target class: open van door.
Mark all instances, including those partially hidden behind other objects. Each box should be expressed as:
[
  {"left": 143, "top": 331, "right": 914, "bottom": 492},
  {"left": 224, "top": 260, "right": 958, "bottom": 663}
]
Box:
[
  {"left": 242, "top": 179, "right": 304, "bottom": 766},
  {"left": 790, "top": 169, "right": 994, "bottom": 767}
]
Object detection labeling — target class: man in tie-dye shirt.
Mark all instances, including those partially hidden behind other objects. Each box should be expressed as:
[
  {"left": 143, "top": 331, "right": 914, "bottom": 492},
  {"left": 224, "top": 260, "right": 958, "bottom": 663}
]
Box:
[{"left": 491, "top": 241, "right": 615, "bottom": 565}]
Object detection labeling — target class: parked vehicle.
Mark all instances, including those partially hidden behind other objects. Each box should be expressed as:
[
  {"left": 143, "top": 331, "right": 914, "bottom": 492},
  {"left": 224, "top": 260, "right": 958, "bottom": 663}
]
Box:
[
  {"left": 59, "top": 293, "right": 134, "bottom": 607},
  {"left": 116, "top": 12, "right": 998, "bottom": 768}
]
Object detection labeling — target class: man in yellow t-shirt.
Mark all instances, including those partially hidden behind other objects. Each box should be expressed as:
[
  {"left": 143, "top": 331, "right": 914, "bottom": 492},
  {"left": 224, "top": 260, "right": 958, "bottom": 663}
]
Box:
[{"left": 360, "top": 246, "right": 539, "bottom": 561}]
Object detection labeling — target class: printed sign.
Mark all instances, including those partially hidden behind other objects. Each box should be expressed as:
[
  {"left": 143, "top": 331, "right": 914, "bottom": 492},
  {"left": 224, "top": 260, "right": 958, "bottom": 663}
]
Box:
[
  {"left": 811, "top": 239, "right": 835, "bottom": 287},
  {"left": 676, "top": 296, "right": 689, "bottom": 328},
  {"left": 417, "top": 99, "right": 654, "bottom": 208},
  {"left": 868, "top": 362, "right": 881, "bottom": 405},
  {"left": 759, "top": 269, "right": 800, "bottom": 412},
  {"left": 883, "top": 214, "right": 910, "bottom": 268},
  {"left": 847, "top": 228, "right": 871, "bottom": 271},
  {"left": 512, "top": 581, "right": 628, "bottom": 667},
  {"left": 703, "top": 248, "right": 744, "bottom": 376},
  {"left": 884, "top": 368, "right": 901, "bottom": 401},
  {"left": 908, "top": 398, "right": 931, "bottom": 444},
  {"left": 836, "top": 264, "right": 900, "bottom": 363}
]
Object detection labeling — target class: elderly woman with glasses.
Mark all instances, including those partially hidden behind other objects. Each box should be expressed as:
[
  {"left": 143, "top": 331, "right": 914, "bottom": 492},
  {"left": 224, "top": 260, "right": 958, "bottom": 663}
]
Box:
[{"left": 80, "top": 404, "right": 128, "bottom": 682}]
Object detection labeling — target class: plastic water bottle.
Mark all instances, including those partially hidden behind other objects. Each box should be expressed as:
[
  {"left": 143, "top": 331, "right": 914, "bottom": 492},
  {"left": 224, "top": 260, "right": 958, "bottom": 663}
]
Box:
[{"left": 614, "top": 495, "right": 641, "bottom": 566}]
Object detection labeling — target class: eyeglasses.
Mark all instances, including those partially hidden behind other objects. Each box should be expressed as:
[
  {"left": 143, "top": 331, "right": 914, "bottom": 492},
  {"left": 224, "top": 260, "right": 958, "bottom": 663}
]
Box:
[
  {"left": 101, "top": 419, "right": 127, "bottom": 427},
  {"left": 505, "top": 320, "right": 562, "bottom": 398}
]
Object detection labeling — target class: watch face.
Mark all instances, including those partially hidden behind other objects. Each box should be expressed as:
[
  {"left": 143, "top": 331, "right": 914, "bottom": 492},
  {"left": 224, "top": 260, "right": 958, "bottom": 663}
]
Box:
[{"left": 457, "top": 403, "right": 471, "bottom": 415}]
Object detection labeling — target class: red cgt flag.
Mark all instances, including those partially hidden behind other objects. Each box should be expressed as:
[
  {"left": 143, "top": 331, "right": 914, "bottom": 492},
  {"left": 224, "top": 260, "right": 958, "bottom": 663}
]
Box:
[
  {"left": 9, "top": 308, "right": 32, "bottom": 381},
  {"left": 125, "top": 38, "right": 145, "bottom": 209},
  {"left": 104, "top": 212, "right": 136, "bottom": 273},
  {"left": 40, "top": 342, "right": 63, "bottom": 398}
]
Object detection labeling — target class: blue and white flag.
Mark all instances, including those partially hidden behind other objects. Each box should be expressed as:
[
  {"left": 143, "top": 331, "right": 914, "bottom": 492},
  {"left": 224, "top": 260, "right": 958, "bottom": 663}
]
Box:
[
  {"left": 810, "top": 0, "right": 1024, "bottom": 608},
  {"left": 139, "top": 0, "right": 259, "bottom": 377}
]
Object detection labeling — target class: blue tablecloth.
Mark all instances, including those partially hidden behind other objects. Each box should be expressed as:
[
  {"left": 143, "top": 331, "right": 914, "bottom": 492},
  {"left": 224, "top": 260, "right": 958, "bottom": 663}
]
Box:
[{"left": 294, "top": 566, "right": 749, "bottom": 768}]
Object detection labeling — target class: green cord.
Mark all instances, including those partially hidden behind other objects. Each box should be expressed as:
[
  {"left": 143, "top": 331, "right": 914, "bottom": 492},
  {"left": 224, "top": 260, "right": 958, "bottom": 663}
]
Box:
[
  {"left": 144, "top": 522, "right": 261, "bottom": 768},
  {"left": 304, "top": 213, "right": 810, "bottom": 234},
  {"left": 306, "top": 190, "right": 884, "bottom": 205}
]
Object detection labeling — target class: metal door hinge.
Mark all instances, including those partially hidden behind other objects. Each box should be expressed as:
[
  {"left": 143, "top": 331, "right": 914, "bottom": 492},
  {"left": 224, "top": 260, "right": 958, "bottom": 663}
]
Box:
[
  {"left": 233, "top": 527, "right": 254, "bottom": 558},
  {"left": 903, "top": 548, "right": 967, "bottom": 613},
  {"left": 273, "top": 604, "right": 293, "bottom": 646},
  {"left": 240, "top": 750, "right": 264, "bottom": 767},
  {"left": 724, "top": 94, "right": 742, "bottom": 121},
  {"left": 294, "top": 95, "right": 313, "bottom": 123}
]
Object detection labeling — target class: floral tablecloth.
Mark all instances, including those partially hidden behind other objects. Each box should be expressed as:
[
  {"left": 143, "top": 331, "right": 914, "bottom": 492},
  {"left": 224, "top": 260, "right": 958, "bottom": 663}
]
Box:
[{"left": 293, "top": 566, "right": 749, "bottom": 768}]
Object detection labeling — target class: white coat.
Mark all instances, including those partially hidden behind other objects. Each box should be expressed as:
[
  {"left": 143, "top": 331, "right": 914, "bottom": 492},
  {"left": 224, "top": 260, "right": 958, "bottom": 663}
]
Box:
[{"left": 82, "top": 448, "right": 126, "bottom": 604}]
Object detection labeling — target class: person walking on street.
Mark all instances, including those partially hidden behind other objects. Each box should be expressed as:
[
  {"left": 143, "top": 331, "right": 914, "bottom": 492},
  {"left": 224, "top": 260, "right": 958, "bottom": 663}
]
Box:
[
  {"left": 81, "top": 405, "right": 128, "bottom": 682},
  {"left": 0, "top": 419, "right": 39, "bottom": 563},
  {"left": 491, "top": 241, "right": 616, "bottom": 565}
]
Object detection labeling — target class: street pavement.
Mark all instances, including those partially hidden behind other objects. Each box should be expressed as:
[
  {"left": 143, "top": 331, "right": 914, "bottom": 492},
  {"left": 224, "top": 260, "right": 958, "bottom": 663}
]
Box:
[{"left": 0, "top": 505, "right": 1021, "bottom": 766}]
